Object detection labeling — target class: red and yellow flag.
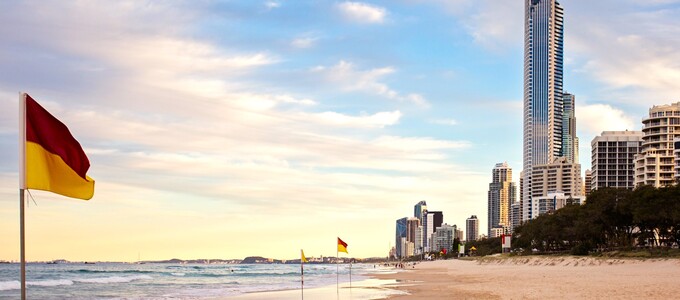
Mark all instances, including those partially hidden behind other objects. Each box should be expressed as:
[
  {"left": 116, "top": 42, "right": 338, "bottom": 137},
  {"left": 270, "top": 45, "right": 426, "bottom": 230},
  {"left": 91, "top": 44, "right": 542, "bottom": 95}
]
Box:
[
  {"left": 24, "top": 94, "right": 94, "bottom": 200},
  {"left": 337, "top": 237, "right": 348, "bottom": 253}
]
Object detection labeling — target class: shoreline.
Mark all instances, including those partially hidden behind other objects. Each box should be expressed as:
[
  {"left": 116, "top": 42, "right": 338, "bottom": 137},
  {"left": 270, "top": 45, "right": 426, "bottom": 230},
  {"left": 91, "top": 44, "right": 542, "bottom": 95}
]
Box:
[
  {"left": 371, "top": 256, "right": 680, "bottom": 299},
  {"left": 226, "top": 278, "right": 407, "bottom": 299}
]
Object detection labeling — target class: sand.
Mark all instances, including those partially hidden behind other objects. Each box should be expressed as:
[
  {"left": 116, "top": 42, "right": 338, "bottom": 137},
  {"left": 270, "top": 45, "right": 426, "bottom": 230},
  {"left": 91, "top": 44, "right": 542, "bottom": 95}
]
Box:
[{"left": 373, "top": 256, "right": 680, "bottom": 299}]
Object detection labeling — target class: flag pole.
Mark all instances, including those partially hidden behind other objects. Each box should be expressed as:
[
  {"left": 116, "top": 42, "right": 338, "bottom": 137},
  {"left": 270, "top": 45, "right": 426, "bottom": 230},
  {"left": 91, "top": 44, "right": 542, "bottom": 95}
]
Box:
[
  {"left": 19, "top": 92, "right": 27, "bottom": 300},
  {"left": 349, "top": 259, "right": 352, "bottom": 288},
  {"left": 336, "top": 248, "right": 339, "bottom": 296},
  {"left": 300, "top": 249, "right": 304, "bottom": 300}
]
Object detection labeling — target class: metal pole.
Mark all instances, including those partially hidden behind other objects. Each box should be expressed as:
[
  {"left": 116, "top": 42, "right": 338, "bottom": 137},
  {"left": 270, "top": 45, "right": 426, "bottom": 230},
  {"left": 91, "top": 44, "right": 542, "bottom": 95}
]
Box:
[
  {"left": 349, "top": 260, "right": 352, "bottom": 288},
  {"left": 301, "top": 261, "right": 304, "bottom": 300},
  {"left": 20, "top": 189, "right": 26, "bottom": 300},
  {"left": 19, "top": 92, "right": 27, "bottom": 300},
  {"left": 336, "top": 250, "right": 339, "bottom": 296}
]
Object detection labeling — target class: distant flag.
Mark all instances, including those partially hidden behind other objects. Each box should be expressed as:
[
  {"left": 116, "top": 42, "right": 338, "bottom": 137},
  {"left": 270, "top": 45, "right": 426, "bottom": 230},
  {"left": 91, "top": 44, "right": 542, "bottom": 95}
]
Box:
[
  {"left": 337, "top": 237, "right": 348, "bottom": 253},
  {"left": 22, "top": 94, "right": 94, "bottom": 200},
  {"left": 301, "top": 249, "right": 308, "bottom": 263}
]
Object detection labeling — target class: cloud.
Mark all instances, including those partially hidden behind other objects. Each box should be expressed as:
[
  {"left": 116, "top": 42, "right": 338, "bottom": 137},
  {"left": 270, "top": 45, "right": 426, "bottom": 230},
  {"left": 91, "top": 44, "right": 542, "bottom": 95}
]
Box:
[
  {"left": 411, "top": 0, "right": 522, "bottom": 51},
  {"left": 337, "top": 2, "right": 387, "bottom": 24},
  {"left": 310, "top": 110, "right": 402, "bottom": 128},
  {"left": 0, "top": 0, "right": 486, "bottom": 260},
  {"left": 291, "top": 37, "right": 318, "bottom": 49},
  {"left": 429, "top": 118, "right": 458, "bottom": 126},
  {"left": 312, "top": 61, "right": 429, "bottom": 107},
  {"left": 577, "top": 104, "right": 638, "bottom": 137},
  {"left": 265, "top": 1, "right": 280, "bottom": 10}
]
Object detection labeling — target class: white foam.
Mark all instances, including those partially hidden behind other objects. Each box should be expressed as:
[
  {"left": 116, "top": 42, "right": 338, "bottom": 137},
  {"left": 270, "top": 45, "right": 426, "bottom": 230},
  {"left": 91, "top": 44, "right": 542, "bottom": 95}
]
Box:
[
  {"left": 0, "top": 279, "right": 75, "bottom": 290},
  {"left": 28, "top": 279, "right": 74, "bottom": 287},
  {"left": 171, "top": 273, "right": 185, "bottom": 276},
  {"left": 0, "top": 281, "right": 20, "bottom": 291},
  {"left": 73, "top": 275, "right": 152, "bottom": 284}
]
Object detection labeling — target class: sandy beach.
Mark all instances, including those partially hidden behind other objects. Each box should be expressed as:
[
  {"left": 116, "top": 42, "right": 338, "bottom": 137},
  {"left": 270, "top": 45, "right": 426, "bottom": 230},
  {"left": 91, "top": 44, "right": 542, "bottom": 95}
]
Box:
[{"left": 374, "top": 256, "right": 680, "bottom": 299}]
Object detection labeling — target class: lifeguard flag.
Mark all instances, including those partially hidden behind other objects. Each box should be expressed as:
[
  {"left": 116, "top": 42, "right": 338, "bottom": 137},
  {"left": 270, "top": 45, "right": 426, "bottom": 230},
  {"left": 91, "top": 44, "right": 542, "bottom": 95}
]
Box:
[
  {"left": 24, "top": 94, "right": 94, "bottom": 200},
  {"left": 337, "top": 237, "right": 348, "bottom": 253},
  {"left": 301, "top": 250, "right": 308, "bottom": 263}
]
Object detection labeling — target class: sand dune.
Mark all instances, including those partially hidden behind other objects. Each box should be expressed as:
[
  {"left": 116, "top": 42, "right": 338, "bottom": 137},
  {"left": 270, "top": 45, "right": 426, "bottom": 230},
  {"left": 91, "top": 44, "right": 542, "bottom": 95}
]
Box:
[{"left": 374, "top": 256, "right": 680, "bottom": 299}]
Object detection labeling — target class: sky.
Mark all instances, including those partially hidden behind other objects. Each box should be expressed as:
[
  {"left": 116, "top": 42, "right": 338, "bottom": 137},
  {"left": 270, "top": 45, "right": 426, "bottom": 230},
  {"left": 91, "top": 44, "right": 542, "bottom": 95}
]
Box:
[{"left": 1, "top": 0, "right": 680, "bottom": 262}]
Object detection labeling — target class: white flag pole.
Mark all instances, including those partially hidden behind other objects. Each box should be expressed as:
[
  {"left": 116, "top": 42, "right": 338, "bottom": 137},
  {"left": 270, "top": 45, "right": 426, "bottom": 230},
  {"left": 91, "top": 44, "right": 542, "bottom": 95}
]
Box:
[
  {"left": 336, "top": 248, "right": 339, "bottom": 296},
  {"left": 19, "top": 92, "right": 27, "bottom": 300}
]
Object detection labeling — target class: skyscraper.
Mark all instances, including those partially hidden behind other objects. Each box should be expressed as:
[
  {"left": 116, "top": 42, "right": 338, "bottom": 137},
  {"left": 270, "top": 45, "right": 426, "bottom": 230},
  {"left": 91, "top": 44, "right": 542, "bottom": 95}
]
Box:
[
  {"left": 414, "top": 201, "right": 427, "bottom": 222},
  {"left": 423, "top": 211, "right": 443, "bottom": 252},
  {"left": 562, "top": 92, "right": 578, "bottom": 163},
  {"left": 395, "top": 217, "right": 407, "bottom": 258},
  {"left": 523, "top": 0, "right": 565, "bottom": 221},
  {"left": 488, "top": 162, "right": 516, "bottom": 235},
  {"left": 406, "top": 217, "right": 420, "bottom": 245},
  {"left": 466, "top": 215, "right": 479, "bottom": 242}
]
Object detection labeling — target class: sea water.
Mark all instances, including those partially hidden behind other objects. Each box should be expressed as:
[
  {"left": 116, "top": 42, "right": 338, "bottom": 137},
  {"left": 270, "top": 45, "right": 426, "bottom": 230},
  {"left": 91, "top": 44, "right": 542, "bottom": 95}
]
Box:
[{"left": 0, "top": 262, "right": 389, "bottom": 299}]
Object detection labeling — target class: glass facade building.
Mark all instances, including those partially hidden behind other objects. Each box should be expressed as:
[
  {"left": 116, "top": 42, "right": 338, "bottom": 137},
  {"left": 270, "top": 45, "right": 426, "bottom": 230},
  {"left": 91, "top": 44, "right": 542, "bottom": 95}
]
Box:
[{"left": 522, "top": 0, "right": 565, "bottom": 221}]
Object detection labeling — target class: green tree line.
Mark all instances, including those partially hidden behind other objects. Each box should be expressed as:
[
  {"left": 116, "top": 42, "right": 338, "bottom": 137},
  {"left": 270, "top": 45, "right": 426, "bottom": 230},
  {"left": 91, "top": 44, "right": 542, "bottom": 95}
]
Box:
[{"left": 513, "top": 186, "right": 680, "bottom": 255}]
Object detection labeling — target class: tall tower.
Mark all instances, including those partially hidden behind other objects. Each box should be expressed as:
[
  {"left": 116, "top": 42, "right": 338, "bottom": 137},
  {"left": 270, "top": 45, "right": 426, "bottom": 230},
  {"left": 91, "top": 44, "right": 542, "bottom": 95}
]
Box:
[
  {"left": 466, "top": 215, "right": 479, "bottom": 242},
  {"left": 488, "top": 162, "right": 516, "bottom": 236},
  {"left": 523, "top": 0, "right": 564, "bottom": 221},
  {"left": 562, "top": 93, "right": 578, "bottom": 163},
  {"left": 414, "top": 201, "right": 427, "bottom": 222}
]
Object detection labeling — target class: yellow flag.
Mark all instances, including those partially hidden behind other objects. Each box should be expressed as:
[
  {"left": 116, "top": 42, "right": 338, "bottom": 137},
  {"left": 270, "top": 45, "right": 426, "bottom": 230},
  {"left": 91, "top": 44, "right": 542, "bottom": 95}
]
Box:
[{"left": 301, "top": 249, "right": 308, "bottom": 263}]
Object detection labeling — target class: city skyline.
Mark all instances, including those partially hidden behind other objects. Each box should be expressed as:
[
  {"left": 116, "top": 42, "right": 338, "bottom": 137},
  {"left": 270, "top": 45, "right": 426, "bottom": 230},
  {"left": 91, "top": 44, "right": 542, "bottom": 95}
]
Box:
[{"left": 1, "top": 1, "right": 679, "bottom": 261}]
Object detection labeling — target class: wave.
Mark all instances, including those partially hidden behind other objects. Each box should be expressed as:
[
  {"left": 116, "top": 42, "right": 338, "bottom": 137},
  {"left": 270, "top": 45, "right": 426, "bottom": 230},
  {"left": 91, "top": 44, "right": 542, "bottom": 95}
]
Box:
[
  {"left": 73, "top": 275, "right": 152, "bottom": 284},
  {"left": 71, "top": 269, "right": 154, "bottom": 274},
  {"left": 0, "top": 279, "right": 74, "bottom": 291},
  {"left": 171, "top": 273, "right": 185, "bottom": 276},
  {"left": 0, "top": 281, "right": 19, "bottom": 291}
]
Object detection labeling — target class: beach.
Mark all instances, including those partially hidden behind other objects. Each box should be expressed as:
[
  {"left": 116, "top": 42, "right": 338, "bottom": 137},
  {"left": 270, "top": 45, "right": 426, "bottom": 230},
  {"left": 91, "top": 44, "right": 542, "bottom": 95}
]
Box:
[{"left": 373, "top": 256, "right": 680, "bottom": 299}]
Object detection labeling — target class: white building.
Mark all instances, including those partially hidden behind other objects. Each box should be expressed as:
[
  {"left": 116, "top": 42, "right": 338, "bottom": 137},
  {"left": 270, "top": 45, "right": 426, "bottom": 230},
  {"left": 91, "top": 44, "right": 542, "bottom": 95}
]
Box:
[
  {"left": 528, "top": 157, "right": 582, "bottom": 220},
  {"left": 591, "top": 131, "right": 642, "bottom": 190},
  {"left": 530, "top": 192, "right": 585, "bottom": 217},
  {"left": 433, "top": 224, "right": 455, "bottom": 253},
  {"left": 635, "top": 103, "right": 680, "bottom": 187},
  {"left": 489, "top": 227, "right": 505, "bottom": 239}
]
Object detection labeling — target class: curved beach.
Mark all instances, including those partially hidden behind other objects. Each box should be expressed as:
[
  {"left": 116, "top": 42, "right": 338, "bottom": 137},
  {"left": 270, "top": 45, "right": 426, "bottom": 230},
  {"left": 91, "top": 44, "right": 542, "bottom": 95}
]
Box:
[{"left": 373, "top": 257, "right": 680, "bottom": 299}]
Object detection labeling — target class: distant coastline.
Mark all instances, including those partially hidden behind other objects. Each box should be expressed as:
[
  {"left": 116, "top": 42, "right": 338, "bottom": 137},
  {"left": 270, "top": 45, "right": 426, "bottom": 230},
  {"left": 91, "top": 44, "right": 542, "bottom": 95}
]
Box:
[{"left": 5, "top": 256, "right": 389, "bottom": 265}]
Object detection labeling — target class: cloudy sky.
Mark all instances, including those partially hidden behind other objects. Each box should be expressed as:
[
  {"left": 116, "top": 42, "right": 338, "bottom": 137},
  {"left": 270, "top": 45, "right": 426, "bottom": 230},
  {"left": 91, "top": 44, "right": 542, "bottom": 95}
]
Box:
[{"left": 1, "top": 0, "right": 679, "bottom": 261}]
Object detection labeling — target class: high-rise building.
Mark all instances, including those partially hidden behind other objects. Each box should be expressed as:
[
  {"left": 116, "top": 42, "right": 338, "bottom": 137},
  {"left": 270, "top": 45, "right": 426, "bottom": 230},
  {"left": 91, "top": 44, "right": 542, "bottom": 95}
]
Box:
[
  {"left": 674, "top": 137, "right": 680, "bottom": 182},
  {"left": 433, "top": 224, "right": 455, "bottom": 253},
  {"left": 465, "top": 215, "right": 479, "bottom": 242},
  {"left": 510, "top": 202, "right": 521, "bottom": 231},
  {"left": 591, "top": 131, "right": 643, "bottom": 190},
  {"left": 423, "top": 211, "right": 443, "bottom": 252},
  {"left": 406, "top": 217, "right": 420, "bottom": 245},
  {"left": 562, "top": 93, "right": 579, "bottom": 163},
  {"left": 522, "top": 0, "right": 565, "bottom": 221},
  {"left": 584, "top": 169, "right": 593, "bottom": 196},
  {"left": 395, "top": 217, "right": 407, "bottom": 258},
  {"left": 635, "top": 103, "right": 680, "bottom": 187},
  {"left": 529, "top": 157, "right": 582, "bottom": 219},
  {"left": 414, "top": 201, "right": 427, "bottom": 222},
  {"left": 488, "top": 162, "right": 516, "bottom": 236},
  {"left": 531, "top": 192, "right": 585, "bottom": 217},
  {"left": 415, "top": 226, "right": 423, "bottom": 255}
]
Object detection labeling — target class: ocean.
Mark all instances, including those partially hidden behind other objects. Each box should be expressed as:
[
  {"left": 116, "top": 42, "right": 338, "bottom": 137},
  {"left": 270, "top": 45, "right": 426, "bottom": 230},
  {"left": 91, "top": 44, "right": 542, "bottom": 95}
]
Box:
[{"left": 0, "top": 262, "right": 393, "bottom": 299}]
